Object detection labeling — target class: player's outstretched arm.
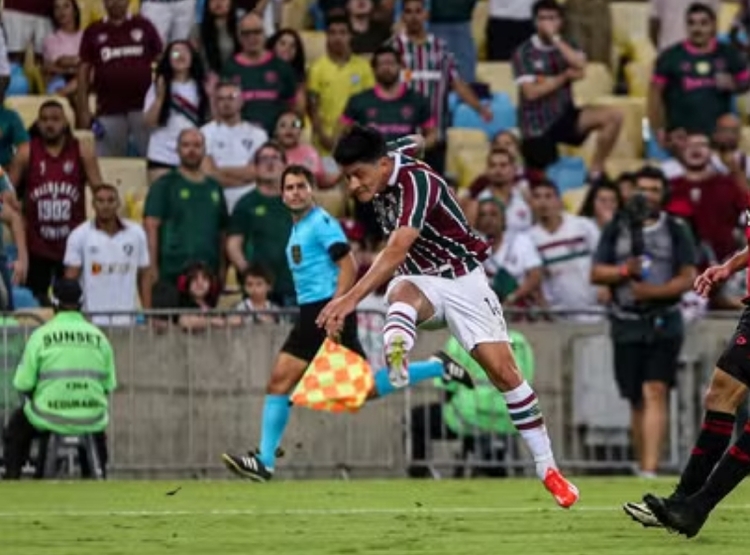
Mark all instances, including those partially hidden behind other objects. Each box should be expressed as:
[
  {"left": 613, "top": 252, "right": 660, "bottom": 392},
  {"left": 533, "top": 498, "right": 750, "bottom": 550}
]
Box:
[
  {"left": 695, "top": 247, "right": 749, "bottom": 298},
  {"left": 332, "top": 251, "right": 358, "bottom": 299}
]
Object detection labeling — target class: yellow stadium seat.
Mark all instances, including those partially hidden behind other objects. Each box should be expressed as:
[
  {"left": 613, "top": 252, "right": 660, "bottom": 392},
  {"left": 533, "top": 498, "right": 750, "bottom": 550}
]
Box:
[
  {"left": 605, "top": 157, "right": 645, "bottom": 178},
  {"left": 5, "top": 96, "right": 76, "bottom": 129},
  {"left": 446, "top": 127, "right": 489, "bottom": 178},
  {"left": 610, "top": 2, "right": 651, "bottom": 44},
  {"left": 456, "top": 148, "right": 489, "bottom": 191},
  {"left": 594, "top": 95, "right": 646, "bottom": 159},
  {"left": 741, "top": 127, "right": 750, "bottom": 151},
  {"left": 472, "top": 1, "right": 489, "bottom": 61},
  {"left": 624, "top": 60, "right": 653, "bottom": 98},
  {"left": 719, "top": 3, "right": 739, "bottom": 33},
  {"left": 573, "top": 63, "right": 614, "bottom": 105},
  {"left": 281, "top": 0, "right": 313, "bottom": 31},
  {"left": 627, "top": 38, "right": 656, "bottom": 65},
  {"left": 562, "top": 186, "right": 588, "bottom": 214},
  {"left": 475, "top": 62, "right": 516, "bottom": 104},
  {"left": 98, "top": 158, "right": 148, "bottom": 219},
  {"left": 73, "top": 130, "right": 95, "bottom": 152},
  {"left": 14, "top": 308, "right": 54, "bottom": 325},
  {"left": 300, "top": 31, "right": 327, "bottom": 66}
]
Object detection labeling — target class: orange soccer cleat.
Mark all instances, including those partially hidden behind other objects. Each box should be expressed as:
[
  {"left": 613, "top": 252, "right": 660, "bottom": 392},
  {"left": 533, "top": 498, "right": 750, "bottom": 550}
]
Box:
[{"left": 543, "top": 468, "right": 580, "bottom": 509}]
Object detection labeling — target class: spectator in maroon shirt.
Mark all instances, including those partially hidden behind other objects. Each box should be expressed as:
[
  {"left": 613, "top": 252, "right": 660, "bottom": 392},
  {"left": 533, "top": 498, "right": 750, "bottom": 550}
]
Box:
[
  {"left": 76, "top": 0, "right": 163, "bottom": 157},
  {"left": 666, "top": 132, "right": 748, "bottom": 271},
  {"left": 3, "top": 0, "right": 54, "bottom": 65}
]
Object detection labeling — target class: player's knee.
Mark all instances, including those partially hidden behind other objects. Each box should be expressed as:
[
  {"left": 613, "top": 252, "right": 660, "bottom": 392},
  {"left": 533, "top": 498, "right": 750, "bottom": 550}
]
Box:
[
  {"left": 704, "top": 369, "right": 747, "bottom": 412},
  {"left": 473, "top": 343, "right": 522, "bottom": 391},
  {"left": 386, "top": 281, "right": 422, "bottom": 305}
]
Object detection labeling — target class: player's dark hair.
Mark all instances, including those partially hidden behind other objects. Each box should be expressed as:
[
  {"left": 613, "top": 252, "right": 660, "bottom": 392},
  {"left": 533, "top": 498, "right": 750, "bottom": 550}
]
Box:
[
  {"left": 532, "top": 0, "right": 563, "bottom": 18},
  {"left": 686, "top": 2, "right": 716, "bottom": 21},
  {"left": 325, "top": 13, "right": 352, "bottom": 33},
  {"left": 529, "top": 177, "right": 560, "bottom": 196},
  {"left": 333, "top": 124, "right": 388, "bottom": 166},
  {"left": 371, "top": 44, "right": 401, "bottom": 70},
  {"left": 281, "top": 164, "right": 316, "bottom": 189},
  {"left": 254, "top": 141, "right": 287, "bottom": 164},
  {"left": 243, "top": 263, "right": 275, "bottom": 288}
]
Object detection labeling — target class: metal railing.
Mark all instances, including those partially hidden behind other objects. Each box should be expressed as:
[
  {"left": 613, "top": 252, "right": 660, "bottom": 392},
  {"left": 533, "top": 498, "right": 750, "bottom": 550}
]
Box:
[{"left": 0, "top": 308, "right": 741, "bottom": 478}]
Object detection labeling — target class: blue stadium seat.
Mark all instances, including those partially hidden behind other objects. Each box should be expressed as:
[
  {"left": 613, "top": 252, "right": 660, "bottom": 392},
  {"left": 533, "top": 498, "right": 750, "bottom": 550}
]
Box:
[
  {"left": 546, "top": 156, "right": 588, "bottom": 194},
  {"left": 452, "top": 93, "right": 516, "bottom": 139},
  {"left": 7, "top": 64, "right": 30, "bottom": 97}
]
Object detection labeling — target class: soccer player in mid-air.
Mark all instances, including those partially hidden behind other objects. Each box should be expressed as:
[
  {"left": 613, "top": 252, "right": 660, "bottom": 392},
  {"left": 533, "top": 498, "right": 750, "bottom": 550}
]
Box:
[
  {"left": 221, "top": 164, "right": 473, "bottom": 481},
  {"left": 624, "top": 243, "right": 750, "bottom": 537},
  {"left": 316, "top": 125, "right": 579, "bottom": 508}
]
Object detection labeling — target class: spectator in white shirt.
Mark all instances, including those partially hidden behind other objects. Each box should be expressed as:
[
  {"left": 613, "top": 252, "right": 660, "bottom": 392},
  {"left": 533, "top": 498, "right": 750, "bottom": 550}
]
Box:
[
  {"left": 144, "top": 40, "right": 210, "bottom": 184},
  {"left": 476, "top": 197, "right": 542, "bottom": 311},
  {"left": 63, "top": 184, "right": 151, "bottom": 326},
  {"left": 202, "top": 81, "right": 269, "bottom": 211},
  {"left": 528, "top": 179, "right": 604, "bottom": 321}
]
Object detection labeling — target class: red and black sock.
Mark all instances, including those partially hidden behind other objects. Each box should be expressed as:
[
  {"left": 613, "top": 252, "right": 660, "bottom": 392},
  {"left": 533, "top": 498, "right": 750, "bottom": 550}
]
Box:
[
  {"left": 675, "top": 411, "right": 735, "bottom": 497},
  {"left": 690, "top": 420, "right": 750, "bottom": 512}
]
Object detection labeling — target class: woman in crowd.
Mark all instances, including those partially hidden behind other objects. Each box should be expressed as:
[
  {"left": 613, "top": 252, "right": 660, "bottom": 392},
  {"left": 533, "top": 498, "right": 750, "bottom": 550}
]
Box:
[
  {"left": 144, "top": 41, "right": 210, "bottom": 184},
  {"left": 191, "top": 0, "right": 241, "bottom": 79},
  {"left": 274, "top": 111, "right": 335, "bottom": 186},
  {"left": 578, "top": 180, "right": 623, "bottom": 230},
  {"left": 43, "top": 0, "right": 83, "bottom": 97},
  {"left": 177, "top": 262, "right": 233, "bottom": 331},
  {"left": 266, "top": 29, "right": 307, "bottom": 114}
]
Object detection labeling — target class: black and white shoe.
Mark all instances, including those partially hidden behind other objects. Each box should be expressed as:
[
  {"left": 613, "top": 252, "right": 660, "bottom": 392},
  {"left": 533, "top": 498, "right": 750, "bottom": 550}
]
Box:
[
  {"left": 221, "top": 451, "right": 274, "bottom": 482},
  {"left": 643, "top": 493, "right": 708, "bottom": 538},
  {"left": 623, "top": 501, "right": 663, "bottom": 528},
  {"left": 434, "top": 351, "right": 475, "bottom": 389}
]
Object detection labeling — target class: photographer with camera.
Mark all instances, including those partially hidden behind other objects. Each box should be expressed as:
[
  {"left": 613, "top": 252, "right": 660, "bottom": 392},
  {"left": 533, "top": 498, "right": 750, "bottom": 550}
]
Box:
[{"left": 591, "top": 166, "right": 697, "bottom": 478}]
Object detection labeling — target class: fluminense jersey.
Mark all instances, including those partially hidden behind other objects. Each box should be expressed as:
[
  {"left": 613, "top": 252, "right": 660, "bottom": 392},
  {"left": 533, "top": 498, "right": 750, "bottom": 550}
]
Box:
[{"left": 373, "top": 138, "right": 490, "bottom": 278}]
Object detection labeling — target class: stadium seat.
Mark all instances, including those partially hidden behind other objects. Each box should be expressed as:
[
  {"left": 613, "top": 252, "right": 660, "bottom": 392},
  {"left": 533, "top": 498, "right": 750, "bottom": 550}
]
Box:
[
  {"left": 7, "top": 64, "right": 30, "bottom": 97},
  {"left": 300, "top": 31, "right": 327, "bottom": 66},
  {"left": 471, "top": 0, "right": 489, "bottom": 61},
  {"left": 282, "top": 0, "right": 312, "bottom": 30},
  {"left": 624, "top": 60, "right": 653, "bottom": 98},
  {"left": 741, "top": 127, "right": 750, "bottom": 151},
  {"left": 573, "top": 63, "right": 614, "bottom": 105},
  {"left": 719, "top": 3, "right": 739, "bottom": 33},
  {"left": 5, "top": 95, "right": 76, "bottom": 129},
  {"left": 475, "top": 62, "right": 516, "bottom": 105},
  {"left": 605, "top": 157, "right": 645, "bottom": 178},
  {"left": 455, "top": 147, "right": 489, "bottom": 190},
  {"left": 446, "top": 127, "right": 488, "bottom": 178},
  {"left": 610, "top": 2, "right": 650, "bottom": 47},
  {"left": 98, "top": 158, "right": 148, "bottom": 219},
  {"left": 452, "top": 93, "right": 516, "bottom": 140},
  {"left": 546, "top": 156, "right": 588, "bottom": 194},
  {"left": 562, "top": 185, "right": 589, "bottom": 214}
]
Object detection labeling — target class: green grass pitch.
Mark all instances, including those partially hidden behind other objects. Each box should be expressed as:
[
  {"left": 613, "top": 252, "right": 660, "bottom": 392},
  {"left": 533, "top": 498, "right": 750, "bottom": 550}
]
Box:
[{"left": 1, "top": 478, "right": 749, "bottom": 554}]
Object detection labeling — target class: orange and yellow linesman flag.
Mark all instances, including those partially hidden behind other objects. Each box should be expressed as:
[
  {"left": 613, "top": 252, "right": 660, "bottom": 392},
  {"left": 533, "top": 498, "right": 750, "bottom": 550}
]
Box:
[{"left": 291, "top": 338, "right": 374, "bottom": 413}]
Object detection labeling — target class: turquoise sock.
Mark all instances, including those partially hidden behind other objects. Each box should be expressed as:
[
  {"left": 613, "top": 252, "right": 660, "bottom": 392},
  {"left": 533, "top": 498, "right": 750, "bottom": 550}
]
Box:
[
  {"left": 373, "top": 359, "right": 444, "bottom": 397},
  {"left": 257, "top": 394, "right": 291, "bottom": 469}
]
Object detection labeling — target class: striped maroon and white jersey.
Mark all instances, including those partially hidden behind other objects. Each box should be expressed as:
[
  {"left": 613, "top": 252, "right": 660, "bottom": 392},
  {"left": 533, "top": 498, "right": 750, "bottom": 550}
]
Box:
[
  {"left": 373, "top": 146, "right": 491, "bottom": 278},
  {"left": 390, "top": 33, "right": 457, "bottom": 137}
]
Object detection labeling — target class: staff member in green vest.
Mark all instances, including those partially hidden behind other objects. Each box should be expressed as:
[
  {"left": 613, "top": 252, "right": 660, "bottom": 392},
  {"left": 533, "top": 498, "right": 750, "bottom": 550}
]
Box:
[{"left": 2, "top": 279, "right": 117, "bottom": 479}]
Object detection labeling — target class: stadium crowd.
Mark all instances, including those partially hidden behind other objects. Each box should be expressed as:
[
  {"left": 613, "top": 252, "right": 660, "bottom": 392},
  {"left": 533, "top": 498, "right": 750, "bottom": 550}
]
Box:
[{"left": 0, "top": 0, "right": 749, "bottom": 478}]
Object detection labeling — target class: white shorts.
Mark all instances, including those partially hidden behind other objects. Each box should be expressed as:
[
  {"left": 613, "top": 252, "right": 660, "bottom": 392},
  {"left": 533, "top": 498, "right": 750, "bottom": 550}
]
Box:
[
  {"left": 3, "top": 10, "right": 52, "bottom": 55},
  {"left": 386, "top": 266, "right": 509, "bottom": 352},
  {"left": 140, "top": 0, "right": 196, "bottom": 44}
]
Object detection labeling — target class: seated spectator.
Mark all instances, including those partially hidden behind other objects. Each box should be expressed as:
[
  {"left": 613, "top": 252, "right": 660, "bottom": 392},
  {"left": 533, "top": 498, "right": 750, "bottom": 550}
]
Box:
[
  {"left": 43, "top": 0, "right": 83, "bottom": 97},
  {"left": 512, "top": 0, "right": 622, "bottom": 176},
  {"left": 77, "top": 0, "right": 163, "bottom": 157},
  {"left": 177, "top": 261, "right": 229, "bottom": 331},
  {"left": 63, "top": 184, "right": 151, "bottom": 327},
  {"left": 144, "top": 41, "right": 210, "bottom": 184},
  {"left": 710, "top": 114, "right": 750, "bottom": 179},
  {"left": 3, "top": 0, "right": 53, "bottom": 66},
  {"left": 202, "top": 81, "right": 268, "bottom": 211},
  {"left": 234, "top": 263, "right": 280, "bottom": 323},
  {"left": 476, "top": 198, "right": 542, "bottom": 312},
  {"left": 275, "top": 111, "right": 335, "bottom": 188},
  {"left": 190, "top": 0, "right": 241, "bottom": 81},
  {"left": 665, "top": 132, "right": 747, "bottom": 271},
  {"left": 307, "top": 14, "right": 374, "bottom": 159},
  {"left": 649, "top": 3, "right": 749, "bottom": 142},
  {"left": 615, "top": 171, "right": 636, "bottom": 203},
  {"left": 492, "top": 130, "right": 527, "bottom": 180},
  {"left": 221, "top": 12, "right": 299, "bottom": 135},
  {"left": 19, "top": 101, "right": 102, "bottom": 306},
  {"left": 141, "top": 0, "right": 197, "bottom": 45},
  {"left": 347, "top": 0, "right": 392, "bottom": 54},
  {"left": 144, "top": 129, "right": 229, "bottom": 290},
  {"left": 528, "top": 178, "right": 604, "bottom": 321},
  {"left": 226, "top": 141, "right": 295, "bottom": 306},
  {"left": 463, "top": 148, "right": 532, "bottom": 234},
  {"left": 266, "top": 28, "right": 307, "bottom": 113},
  {"left": 578, "top": 181, "right": 623, "bottom": 230}
]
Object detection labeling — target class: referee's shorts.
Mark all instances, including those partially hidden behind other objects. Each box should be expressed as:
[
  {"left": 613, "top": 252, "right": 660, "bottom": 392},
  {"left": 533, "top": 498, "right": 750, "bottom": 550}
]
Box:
[{"left": 281, "top": 298, "right": 366, "bottom": 362}]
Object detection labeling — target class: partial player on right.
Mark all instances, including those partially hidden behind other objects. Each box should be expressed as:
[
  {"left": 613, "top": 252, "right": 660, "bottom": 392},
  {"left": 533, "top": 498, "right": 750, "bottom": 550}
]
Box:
[{"left": 624, "top": 242, "right": 750, "bottom": 537}]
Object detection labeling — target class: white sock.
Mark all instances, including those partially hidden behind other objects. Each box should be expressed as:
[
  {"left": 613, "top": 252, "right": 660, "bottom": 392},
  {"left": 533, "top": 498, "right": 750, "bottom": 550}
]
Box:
[
  {"left": 503, "top": 380, "right": 556, "bottom": 480},
  {"left": 383, "top": 302, "right": 417, "bottom": 353}
]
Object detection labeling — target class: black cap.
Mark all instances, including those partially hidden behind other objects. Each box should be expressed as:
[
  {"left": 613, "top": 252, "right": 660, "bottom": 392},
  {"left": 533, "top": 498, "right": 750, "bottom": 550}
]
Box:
[{"left": 51, "top": 279, "right": 83, "bottom": 307}]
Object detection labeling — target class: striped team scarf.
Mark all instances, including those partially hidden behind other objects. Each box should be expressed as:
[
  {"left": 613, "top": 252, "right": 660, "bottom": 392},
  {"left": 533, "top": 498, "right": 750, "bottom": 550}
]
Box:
[{"left": 170, "top": 91, "right": 201, "bottom": 127}]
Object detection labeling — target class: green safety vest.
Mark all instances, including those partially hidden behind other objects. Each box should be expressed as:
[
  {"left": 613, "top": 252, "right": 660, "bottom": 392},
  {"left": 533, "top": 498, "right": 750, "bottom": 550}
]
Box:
[
  {"left": 436, "top": 331, "right": 535, "bottom": 436},
  {"left": 13, "top": 312, "right": 117, "bottom": 435},
  {"left": 0, "top": 317, "right": 25, "bottom": 415}
]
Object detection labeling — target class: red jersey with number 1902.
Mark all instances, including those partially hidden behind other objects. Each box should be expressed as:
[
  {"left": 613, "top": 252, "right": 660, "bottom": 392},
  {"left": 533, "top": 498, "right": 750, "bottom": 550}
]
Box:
[
  {"left": 373, "top": 145, "right": 490, "bottom": 278},
  {"left": 25, "top": 136, "right": 87, "bottom": 261}
]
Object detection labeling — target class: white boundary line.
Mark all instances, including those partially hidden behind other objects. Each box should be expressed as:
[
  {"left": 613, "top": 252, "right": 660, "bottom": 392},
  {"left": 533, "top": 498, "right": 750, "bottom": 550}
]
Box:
[{"left": 0, "top": 505, "right": 750, "bottom": 518}]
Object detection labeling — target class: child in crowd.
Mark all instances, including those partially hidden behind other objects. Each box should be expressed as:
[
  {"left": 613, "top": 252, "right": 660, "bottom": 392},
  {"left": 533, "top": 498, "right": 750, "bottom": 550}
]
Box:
[
  {"left": 177, "top": 261, "right": 227, "bottom": 331},
  {"left": 234, "top": 263, "right": 280, "bottom": 324}
]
